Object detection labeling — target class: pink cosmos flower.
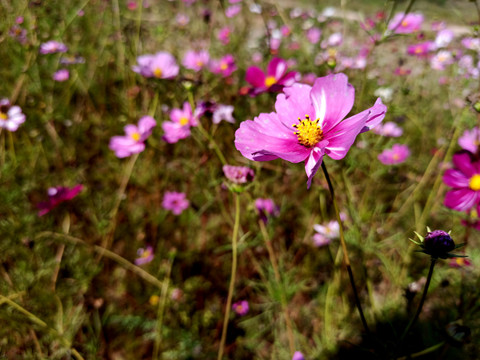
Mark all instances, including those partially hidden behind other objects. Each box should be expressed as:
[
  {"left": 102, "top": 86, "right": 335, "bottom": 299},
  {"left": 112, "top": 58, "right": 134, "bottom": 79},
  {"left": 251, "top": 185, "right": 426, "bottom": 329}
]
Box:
[
  {"left": 459, "top": 127, "right": 480, "bottom": 154},
  {"left": 462, "top": 37, "right": 480, "bottom": 51},
  {"left": 162, "top": 102, "right": 197, "bottom": 143},
  {"left": 135, "top": 246, "right": 154, "bottom": 265},
  {"left": 218, "top": 26, "right": 231, "bottom": 45},
  {"left": 37, "top": 185, "right": 83, "bottom": 216},
  {"left": 0, "top": 99, "right": 26, "bottom": 132},
  {"left": 378, "top": 144, "right": 410, "bottom": 165},
  {"left": 443, "top": 152, "right": 480, "bottom": 212},
  {"left": 109, "top": 116, "right": 156, "bottom": 158},
  {"left": 132, "top": 52, "right": 179, "bottom": 79},
  {"left": 39, "top": 40, "right": 68, "bottom": 54},
  {"left": 245, "top": 57, "right": 298, "bottom": 96},
  {"left": 232, "top": 300, "right": 249, "bottom": 316},
  {"left": 175, "top": 13, "right": 190, "bottom": 27},
  {"left": 373, "top": 121, "right": 403, "bottom": 137},
  {"left": 306, "top": 27, "right": 322, "bottom": 44},
  {"left": 52, "top": 69, "right": 69, "bottom": 82},
  {"left": 388, "top": 13, "right": 423, "bottom": 34},
  {"left": 313, "top": 220, "right": 339, "bottom": 244},
  {"left": 223, "top": 165, "right": 254, "bottom": 184},
  {"left": 209, "top": 54, "right": 237, "bottom": 77},
  {"left": 281, "top": 25, "right": 291, "bottom": 37},
  {"left": 162, "top": 191, "right": 189, "bottom": 215},
  {"left": 434, "top": 29, "right": 454, "bottom": 48},
  {"left": 182, "top": 50, "right": 209, "bottom": 72},
  {"left": 235, "top": 73, "right": 387, "bottom": 188},
  {"left": 394, "top": 67, "right": 411, "bottom": 76},
  {"left": 449, "top": 256, "right": 472, "bottom": 268},
  {"left": 292, "top": 352, "right": 305, "bottom": 360},
  {"left": 212, "top": 104, "right": 235, "bottom": 124},
  {"left": 407, "top": 41, "right": 435, "bottom": 57},
  {"left": 225, "top": 4, "right": 241, "bottom": 18},
  {"left": 430, "top": 51, "right": 454, "bottom": 71},
  {"left": 255, "top": 198, "right": 279, "bottom": 223}
]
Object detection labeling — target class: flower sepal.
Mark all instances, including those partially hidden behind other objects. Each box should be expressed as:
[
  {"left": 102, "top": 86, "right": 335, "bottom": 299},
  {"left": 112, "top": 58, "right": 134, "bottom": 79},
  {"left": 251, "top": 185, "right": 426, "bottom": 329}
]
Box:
[{"left": 411, "top": 228, "right": 468, "bottom": 259}]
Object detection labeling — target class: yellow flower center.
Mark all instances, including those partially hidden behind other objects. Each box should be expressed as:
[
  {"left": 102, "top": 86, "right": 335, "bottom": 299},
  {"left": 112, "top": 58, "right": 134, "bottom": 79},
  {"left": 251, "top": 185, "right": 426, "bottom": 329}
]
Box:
[
  {"left": 141, "top": 249, "right": 151, "bottom": 258},
  {"left": 393, "top": 153, "right": 400, "bottom": 161},
  {"left": 401, "top": 20, "right": 409, "bottom": 27},
  {"left": 470, "top": 174, "right": 480, "bottom": 191},
  {"left": 131, "top": 132, "right": 141, "bottom": 141},
  {"left": 149, "top": 295, "right": 160, "bottom": 306},
  {"left": 153, "top": 67, "right": 163, "bottom": 78},
  {"left": 264, "top": 76, "right": 277, "bottom": 88},
  {"left": 415, "top": 47, "right": 422, "bottom": 54},
  {"left": 179, "top": 117, "right": 189, "bottom": 126},
  {"left": 292, "top": 115, "right": 323, "bottom": 147},
  {"left": 236, "top": 305, "right": 243, "bottom": 312},
  {"left": 328, "top": 48, "right": 337, "bottom": 57},
  {"left": 220, "top": 62, "right": 228, "bottom": 70},
  {"left": 0, "top": 112, "right": 7, "bottom": 120},
  {"left": 196, "top": 60, "right": 204, "bottom": 67}
]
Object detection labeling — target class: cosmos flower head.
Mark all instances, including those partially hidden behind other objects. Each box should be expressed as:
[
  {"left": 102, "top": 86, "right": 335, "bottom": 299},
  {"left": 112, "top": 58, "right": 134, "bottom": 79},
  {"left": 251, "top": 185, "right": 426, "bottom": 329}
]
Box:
[
  {"left": 225, "top": 4, "right": 241, "bottom": 18},
  {"left": 223, "top": 165, "right": 254, "bottom": 184},
  {"left": 182, "top": 50, "right": 210, "bottom": 72},
  {"left": 388, "top": 13, "right": 423, "bottom": 34},
  {"left": 209, "top": 54, "right": 237, "bottom": 77},
  {"left": 434, "top": 29, "right": 454, "bottom": 49},
  {"left": 109, "top": 116, "right": 156, "bottom": 158},
  {"left": 135, "top": 246, "right": 154, "bottom": 265},
  {"left": 312, "top": 220, "right": 339, "bottom": 247},
  {"left": 245, "top": 57, "right": 298, "bottom": 96},
  {"left": 39, "top": 40, "right": 68, "bottom": 54},
  {"left": 458, "top": 127, "right": 480, "bottom": 154},
  {"left": 430, "top": 51, "right": 454, "bottom": 71},
  {"left": 411, "top": 228, "right": 465, "bottom": 259},
  {"left": 372, "top": 121, "right": 403, "bottom": 137},
  {"left": 52, "top": 69, "right": 69, "bottom": 82},
  {"left": 407, "top": 41, "right": 435, "bottom": 57},
  {"left": 443, "top": 151, "right": 480, "bottom": 212},
  {"left": 292, "top": 352, "right": 305, "bottom": 360},
  {"left": 162, "top": 191, "right": 190, "bottom": 215},
  {"left": 218, "top": 26, "right": 231, "bottom": 45},
  {"left": 306, "top": 27, "right": 322, "bottom": 44},
  {"left": 449, "top": 256, "right": 472, "bottom": 268},
  {"left": 232, "top": 300, "right": 249, "bottom": 316},
  {"left": 378, "top": 144, "right": 410, "bottom": 165},
  {"left": 37, "top": 184, "right": 83, "bottom": 216},
  {"left": 0, "top": 99, "right": 26, "bottom": 132},
  {"left": 162, "top": 102, "right": 197, "bottom": 143},
  {"left": 132, "top": 51, "right": 179, "bottom": 79},
  {"left": 235, "top": 73, "right": 387, "bottom": 188}
]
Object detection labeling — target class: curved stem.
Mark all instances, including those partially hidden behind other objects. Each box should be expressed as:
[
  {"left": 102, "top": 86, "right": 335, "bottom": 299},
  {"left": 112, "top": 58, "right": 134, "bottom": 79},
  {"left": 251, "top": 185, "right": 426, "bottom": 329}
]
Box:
[
  {"left": 217, "top": 193, "right": 240, "bottom": 360},
  {"left": 401, "top": 258, "right": 437, "bottom": 340},
  {"left": 321, "top": 162, "right": 370, "bottom": 333}
]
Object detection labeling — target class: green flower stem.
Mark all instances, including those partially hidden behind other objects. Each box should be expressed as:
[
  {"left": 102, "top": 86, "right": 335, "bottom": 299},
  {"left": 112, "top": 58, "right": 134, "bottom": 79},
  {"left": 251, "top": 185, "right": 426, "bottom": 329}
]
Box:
[
  {"left": 217, "top": 193, "right": 240, "bottom": 360},
  {"left": 396, "top": 341, "right": 445, "bottom": 360},
  {"left": 401, "top": 258, "right": 437, "bottom": 341},
  {"left": 259, "top": 220, "right": 295, "bottom": 356},
  {"left": 321, "top": 162, "right": 370, "bottom": 333}
]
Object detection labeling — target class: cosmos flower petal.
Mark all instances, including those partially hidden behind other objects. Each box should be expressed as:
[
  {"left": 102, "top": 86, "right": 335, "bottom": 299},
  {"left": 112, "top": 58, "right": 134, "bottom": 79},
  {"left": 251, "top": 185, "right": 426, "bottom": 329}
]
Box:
[
  {"left": 267, "top": 57, "right": 287, "bottom": 78},
  {"left": 275, "top": 84, "right": 315, "bottom": 127},
  {"left": 359, "top": 98, "right": 388, "bottom": 133},
  {"left": 245, "top": 66, "right": 266, "bottom": 88},
  {"left": 452, "top": 152, "right": 477, "bottom": 177},
  {"left": 305, "top": 146, "right": 325, "bottom": 189},
  {"left": 444, "top": 188, "right": 478, "bottom": 211},
  {"left": 443, "top": 169, "right": 470, "bottom": 188},
  {"left": 311, "top": 73, "right": 355, "bottom": 132}
]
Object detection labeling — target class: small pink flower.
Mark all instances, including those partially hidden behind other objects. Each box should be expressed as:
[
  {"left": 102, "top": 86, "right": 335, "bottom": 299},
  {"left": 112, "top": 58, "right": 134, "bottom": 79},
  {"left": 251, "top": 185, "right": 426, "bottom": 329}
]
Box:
[
  {"left": 40, "top": 40, "right": 68, "bottom": 54},
  {"left": 37, "top": 184, "right": 83, "bottom": 216},
  {"left": 52, "top": 69, "right": 69, "bottom": 82},
  {"left": 306, "top": 27, "right": 322, "bottom": 44},
  {"left": 292, "top": 352, "right": 305, "bottom": 360},
  {"left": 176, "top": 13, "right": 190, "bottom": 27},
  {"left": 132, "top": 52, "right": 179, "bottom": 79},
  {"left": 313, "top": 220, "right": 339, "bottom": 246},
  {"left": 430, "top": 51, "right": 454, "bottom": 71},
  {"left": 0, "top": 98, "right": 26, "bottom": 132},
  {"left": 373, "top": 122, "right": 403, "bottom": 137},
  {"left": 245, "top": 57, "right": 298, "bottom": 96},
  {"left": 435, "top": 29, "right": 454, "bottom": 48},
  {"left": 127, "top": 1, "right": 137, "bottom": 10},
  {"left": 459, "top": 127, "right": 480, "bottom": 154},
  {"left": 326, "top": 32, "right": 342, "bottom": 47},
  {"left": 162, "top": 102, "right": 197, "bottom": 143},
  {"left": 449, "top": 257, "right": 471, "bottom": 268},
  {"left": 135, "top": 246, "right": 154, "bottom": 265},
  {"left": 378, "top": 144, "right": 410, "bottom": 165},
  {"left": 223, "top": 165, "right": 254, "bottom": 184},
  {"left": 394, "top": 67, "right": 411, "bottom": 76},
  {"left": 218, "top": 26, "right": 231, "bottom": 45},
  {"left": 388, "top": 13, "right": 423, "bottom": 34},
  {"left": 281, "top": 25, "right": 291, "bottom": 37},
  {"left": 182, "top": 50, "right": 210, "bottom": 72},
  {"left": 209, "top": 54, "right": 237, "bottom": 77},
  {"left": 225, "top": 4, "right": 241, "bottom": 18},
  {"left": 162, "top": 191, "right": 189, "bottom": 215},
  {"left": 232, "top": 300, "right": 249, "bottom": 316},
  {"left": 212, "top": 104, "right": 235, "bottom": 124},
  {"left": 255, "top": 198, "right": 279, "bottom": 223},
  {"left": 407, "top": 41, "right": 435, "bottom": 57},
  {"left": 109, "top": 116, "right": 156, "bottom": 158}
]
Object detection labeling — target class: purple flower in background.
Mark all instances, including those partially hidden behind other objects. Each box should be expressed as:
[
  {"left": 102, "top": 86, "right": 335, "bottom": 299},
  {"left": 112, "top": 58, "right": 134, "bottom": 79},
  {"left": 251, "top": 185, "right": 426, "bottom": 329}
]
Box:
[
  {"left": 378, "top": 144, "right": 410, "bottom": 165},
  {"left": 372, "top": 121, "right": 403, "bottom": 137},
  {"left": 245, "top": 57, "right": 298, "bottom": 96},
  {"left": 52, "top": 69, "right": 69, "bottom": 82},
  {"left": 435, "top": 29, "right": 454, "bottom": 48},
  {"left": 37, "top": 184, "right": 83, "bottom": 216},
  {"left": 182, "top": 50, "right": 210, "bottom": 72},
  {"left": 212, "top": 104, "right": 235, "bottom": 124},
  {"left": 292, "top": 351, "right": 305, "bottom": 360},
  {"left": 313, "top": 220, "right": 339, "bottom": 247},
  {"left": 39, "top": 40, "right": 68, "bottom": 54},
  {"left": 135, "top": 246, "right": 154, "bottom": 265},
  {"left": 8, "top": 25, "right": 27, "bottom": 44},
  {"left": 443, "top": 152, "right": 480, "bottom": 212},
  {"left": 306, "top": 27, "right": 322, "bottom": 44},
  {"left": 109, "top": 116, "right": 156, "bottom": 158},
  {"left": 132, "top": 52, "right": 179, "bottom": 79},
  {"left": 225, "top": 4, "right": 241, "bottom": 18},
  {"left": 388, "top": 13, "right": 423, "bottom": 34},
  {"left": 162, "top": 191, "right": 189, "bottom": 215},
  {"left": 235, "top": 73, "right": 387, "bottom": 188},
  {"left": 0, "top": 99, "right": 26, "bottom": 132},
  {"left": 223, "top": 165, "right": 254, "bottom": 184},
  {"left": 407, "top": 41, "right": 435, "bottom": 57},
  {"left": 175, "top": 13, "right": 190, "bottom": 27},
  {"left": 209, "top": 54, "right": 237, "bottom": 77},
  {"left": 430, "top": 51, "right": 453, "bottom": 71},
  {"left": 232, "top": 300, "right": 249, "bottom": 316},
  {"left": 162, "top": 102, "right": 197, "bottom": 143},
  {"left": 218, "top": 26, "right": 231, "bottom": 45},
  {"left": 459, "top": 127, "right": 480, "bottom": 154},
  {"left": 255, "top": 198, "right": 279, "bottom": 223}
]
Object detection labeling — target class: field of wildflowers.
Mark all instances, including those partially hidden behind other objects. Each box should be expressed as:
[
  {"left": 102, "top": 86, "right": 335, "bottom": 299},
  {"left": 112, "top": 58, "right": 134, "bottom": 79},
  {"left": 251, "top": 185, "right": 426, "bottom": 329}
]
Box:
[{"left": 2, "top": 0, "right": 480, "bottom": 358}]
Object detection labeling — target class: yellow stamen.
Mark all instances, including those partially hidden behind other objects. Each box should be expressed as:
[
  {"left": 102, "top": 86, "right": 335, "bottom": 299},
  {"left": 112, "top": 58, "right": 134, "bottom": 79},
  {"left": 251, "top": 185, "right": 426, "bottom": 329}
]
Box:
[
  {"left": 131, "top": 132, "right": 141, "bottom": 141},
  {"left": 292, "top": 114, "right": 323, "bottom": 147},
  {"left": 264, "top": 76, "right": 277, "bottom": 88},
  {"left": 469, "top": 174, "right": 480, "bottom": 191},
  {"left": 196, "top": 60, "right": 203, "bottom": 67},
  {"left": 401, "top": 20, "right": 409, "bottom": 27},
  {"left": 393, "top": 153, "right": 400, "bottom": 161},
  {"left": 179, "top": 117, "right": 189, "bottom": 126},
  {"left": 153, "top": 67, "right": 163, "bottom": 78},
  {"left": 0, "top": 112, "right": 7, "bottom": 120},
  {"left": 220, "top": 62, "right": 228, "bottom": 70},
  {"left": 149, "top": 295, "right": 160, "bottom": 306},
  {"left": 415, "top": 47, "right": 422, "bottom": 54}
]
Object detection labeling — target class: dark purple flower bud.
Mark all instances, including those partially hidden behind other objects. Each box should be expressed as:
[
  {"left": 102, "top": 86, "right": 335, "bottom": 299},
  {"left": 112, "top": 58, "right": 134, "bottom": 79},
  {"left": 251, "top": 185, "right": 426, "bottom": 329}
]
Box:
[{"left": 423, "top": 230, "right": 455, "bottom": 258}]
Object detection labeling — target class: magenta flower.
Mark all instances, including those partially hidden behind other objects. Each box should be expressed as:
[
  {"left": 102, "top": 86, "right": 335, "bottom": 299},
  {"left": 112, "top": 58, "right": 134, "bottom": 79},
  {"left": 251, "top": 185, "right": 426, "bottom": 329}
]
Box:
[
  {"left": 372, "top": 121, "right": 403, "bottom": 137},
  {"left": 209, "top": 54, "right": 237, "bottom": 77},
  {"left": 449, "top": 256, "right": 472, "bottom": 268},
  {"left": 388, "top": 13, "right": 423, "bottom": 34},
  {"left": 232, "top": 300, "right": 249, "bottom": 316},
  {"left": 132, "top": 52, "right": 179, "bottom": 79},
  {"left": 245, "top": 57, "right": 298, "bottom": 96},
  {"left": 52, "top": 69, "right": 69, "bottom": 82},
  {"left": 378, "top": 144, "right": 410, "bottom": 165},
  {"left": 218, "top": 26, "right": 231, "bottom": 45},
  {"left": 255, "top": 198, "right": 279, "bottom": 223},
  {"left": 223, "top": 165, "right": 254, "bottom": 184},
  {"left": 306, "top": 27, "right": 322, "bottom": 44},
  {"left": 162, "top": 102, "right": 197, "bottom": 143},
  {"left": 292, "top": 351, "right": 305, "bottom": 360},
  {"left": 182, "top": 50, "right": 209, "bottom": 72},
  {"left": 443, "top": 152, "right": 480, "bottom": 212},
  {"left": 225, "top": 4, "right": 241, "bottom": 18},
  {"left": 39, "top": 40, "right": 68, "bottom": 54},
  {"left": 109, "top": 116, "right": 156, "bottom": 158},
  {"left": 407, "top": 41, "right": 435, "bottom": 57},
  {"left": 37, "top": 184, "right": 83, "bottom": 216},
  {"left": 235, "top": 73, "right": 387, "bottom": 188},
  {"left": 459, "top": 127, "right": 480, "bottom": 154},
  {"left": 162, "top": 191, "right": 189, "bottom": 215},
  {"left": 0, "top": 99, "right": 26, "bottom": 132},
  {"left": 135, "top": 246, "right": 154, "bottom": 265},
  {"left": 313, "top": 220, "right": 339, "bottom": 247}
]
